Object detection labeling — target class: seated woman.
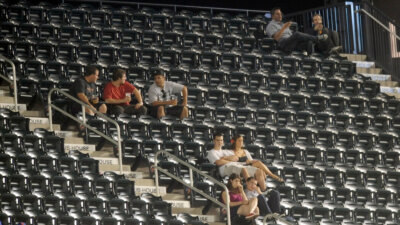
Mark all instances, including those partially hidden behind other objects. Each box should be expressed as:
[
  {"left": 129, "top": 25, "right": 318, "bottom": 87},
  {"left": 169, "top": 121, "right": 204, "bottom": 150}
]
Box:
[
  {"left": 221, "top": 174, "right": 259, "bottom": 221},
  {"left": 231, "top": 134, "right": 284, "bottom": 183}
]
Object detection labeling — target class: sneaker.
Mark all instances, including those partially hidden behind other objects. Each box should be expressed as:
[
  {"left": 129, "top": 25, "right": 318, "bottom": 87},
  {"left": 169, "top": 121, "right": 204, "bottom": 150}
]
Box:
[
  {"left": 317, "top": 34, "right": 328, "bottom": 41},
  {"left": 329, "top": 45, "right": 343, "bottom": 54}
]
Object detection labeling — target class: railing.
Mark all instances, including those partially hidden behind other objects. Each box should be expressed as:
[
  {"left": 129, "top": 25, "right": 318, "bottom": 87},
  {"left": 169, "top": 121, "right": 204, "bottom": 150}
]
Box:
[
  {"left": 284, "top": 1, "right": 400, "bottom": 79},
  {"left": 357, "top": 1, "right": 400, "bottom": 80},
  {"left": 47, "top": 88, "right": 123, "bottom": 174},
  {"left": 63, "top": 0, "right": 269, "bottom": 16},
  {"left": 153, "top": 150, "right": 231, "bottom": 225},
  {"left": 0, "top": 54, "right": 18, "bottom": 111}
]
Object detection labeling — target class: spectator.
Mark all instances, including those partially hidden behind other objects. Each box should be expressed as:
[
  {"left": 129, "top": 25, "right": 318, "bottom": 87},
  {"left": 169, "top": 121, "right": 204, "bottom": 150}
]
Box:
[
  {"left": 103, "top": 69, "right": 147, "bottom": 116},
  {"left": 207, "top": 133, "right": 269, "bottom": 191},
  {"left": 207, "top": 133, "right": 257, "bottom": 179},
  {"left": 230, "top": 134, "right": 284, "bottom": 189},
  {"left": 245, "top": 177, "right": 281, "bottom": 216},
  {"left": 147, "top": 70, "right": 188, "bottom": 119},
  {"left": 71, "top": 65, "right": 107, "bottom": 116},
  {"left": 221, "top": 174, "right": 259, "bottom": 221},
  {"left": 266, "top": 7, "right": 328, "bottom": 55},
  {"left": 306, "top": 14, "right": 342, "bottom": 55}
]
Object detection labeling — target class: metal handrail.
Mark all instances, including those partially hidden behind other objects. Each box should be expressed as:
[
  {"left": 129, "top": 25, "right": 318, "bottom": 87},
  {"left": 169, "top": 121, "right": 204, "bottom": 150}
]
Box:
[
  {"left": 47, "top": 88, "right": 123, "bottom": 174},
  {"left": 0, "top": 54, "right": 17, "bottom": 111},
  {"left": 153, "top": 150, "right": 231, "bottom": 225},
  {"left": 356, "top": 8, "right": 400, "bottom": 42},
  {"left": 64, "top": 0, "right": 269, "bottom": 16}
]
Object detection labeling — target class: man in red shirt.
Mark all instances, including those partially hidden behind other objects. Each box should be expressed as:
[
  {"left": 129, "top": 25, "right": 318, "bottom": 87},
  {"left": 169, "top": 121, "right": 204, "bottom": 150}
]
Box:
[{"left": 103, "top": 69, "right": 147, "bottom": 116}]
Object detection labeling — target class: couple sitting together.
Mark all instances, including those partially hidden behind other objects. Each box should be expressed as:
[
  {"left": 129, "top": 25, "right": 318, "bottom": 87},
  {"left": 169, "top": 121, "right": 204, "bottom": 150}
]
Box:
[{"left": 207, "top": 133, "right": 284, "bottom": 221}]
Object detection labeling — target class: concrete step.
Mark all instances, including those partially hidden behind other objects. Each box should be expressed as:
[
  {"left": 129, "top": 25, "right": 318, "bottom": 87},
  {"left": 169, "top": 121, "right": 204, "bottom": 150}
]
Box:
[
  {"left": 340, "top": 53, "right": 367, "bottom": 61},
  {"left": 357, "top": 67, "right": 382, "bottom": 74},
  {"left": 0, "top": 95, "right": 15, "bottom": 103},
  {"left": 29, "top": 123, "right": 60, "bottom": 131},
  {"left": 0, "top": 102, "right": 27, "bottom": 111},
  {"left": 99, "top": 164, "right": 144, "bottom": 179},
  {"left": 163, "top": 193, "right": 191, "bottom": 208},
  {"left": 380, "top": 86, "right": 400, "bottom": 94},
  {"left": 133, "top": 178, "right": 167, "bottom": 195},
  {"left": 55, "top": 130, "right": 79, "bottom": 138},
  {"left": 65, "top": 143, "right": 96, "bottom": 152},
  {"left": 376, "top": 81, "right": 398, "bottom": 87},
  {"left": 172, "top": 207, "right": 221, "bottom": 223},
  {"left": 361, "top": 73, "right": 391, "bottom": 81},
  {"left": 89, "top": 151, "right": 119, "bottom": 165},
  {"left": 384, "top": 93, "right": 400, "bottom": 99},
  {"left": 26, "top": 117, "right": 49, "bottom": 125},
  {"left": 353, "top": 61, "right": 375, "bottom": 68},
  {"left": 20, "top": 110, "right": 44, "bottom": 117},
  {"left": 64, "top": 136, "right": 85, "bottom": 144}
]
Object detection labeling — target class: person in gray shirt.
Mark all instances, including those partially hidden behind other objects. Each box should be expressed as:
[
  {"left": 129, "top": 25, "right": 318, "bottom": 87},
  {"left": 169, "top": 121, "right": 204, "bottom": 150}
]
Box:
[
  {"left": 147, "top": 70, "right": 188, "bottom": 119},
  {"left": 266, "top": 7, "right": 328, "bottom": 55}
]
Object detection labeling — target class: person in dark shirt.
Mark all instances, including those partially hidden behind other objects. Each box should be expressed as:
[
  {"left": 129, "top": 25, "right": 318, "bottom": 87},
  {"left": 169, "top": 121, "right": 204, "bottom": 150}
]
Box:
[
  {"left": 71, "top": 65, "right": 107, "bottom": 116},
  {"left": 306, "top": 14, "right": 342, "bottom": 55}
]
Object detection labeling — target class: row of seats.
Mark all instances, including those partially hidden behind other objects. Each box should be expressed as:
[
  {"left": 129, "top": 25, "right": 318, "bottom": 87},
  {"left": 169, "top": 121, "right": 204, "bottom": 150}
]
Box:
[
  {"left": 277, "top": 184, "right": 400, "bottom": 204},
  {"left": 0, "top": 21, "right": 270, "bottom": 44},
  {"left": 280, "top": 202, "right": 399, "bottom": 224},
  {"left": 0, "top": 110, "right": 206, "bottom": 225},
  {"left": 1, "top": 2, "right": 270, "bottom": 35},
  {"left": 2, "top": 39, "right": 351, "bottom": 74},
  {"left": 2, "top": 1, "right": 399, "bottom": 224},
  {"left": 83, "top": 114, "right": 400, "bottom": 149},
  {"left": 0, "top": 28, "right": 273, "bottom": 51},
  {"left": 0, "top": 212, "right": 206, "bottom": 225}
]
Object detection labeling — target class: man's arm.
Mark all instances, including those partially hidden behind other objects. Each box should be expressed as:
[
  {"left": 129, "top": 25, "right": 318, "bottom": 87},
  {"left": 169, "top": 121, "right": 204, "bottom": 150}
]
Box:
[
  {"left": 272, "top": 22, "right": 291, "bottom": 41},
  {"left": 132, "top": 88, "right": 143, "bottom": 104},
  {"left": 77, "top": 92, "right": 95, "bottom": 111},
  {"left": 214, "top": 155, "right": 239, "bottom": 166},
  {"left": 104, "top": 97, "right": 129, "bottom": 104},
  {"left": 151, "top": 100, "right": 177, "bottom": 107}
]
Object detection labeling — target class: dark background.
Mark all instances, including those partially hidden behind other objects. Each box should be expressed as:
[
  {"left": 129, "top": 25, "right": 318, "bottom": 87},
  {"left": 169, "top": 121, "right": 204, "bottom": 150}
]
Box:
[{"left": 135, "top": 0, "right": 348, "bottom": 14}]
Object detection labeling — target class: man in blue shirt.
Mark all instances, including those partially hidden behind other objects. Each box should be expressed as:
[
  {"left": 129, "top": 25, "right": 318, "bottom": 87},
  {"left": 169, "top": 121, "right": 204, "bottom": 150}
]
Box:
[{"left": 266, "top": 7, "right": 328, "bottom": 55}]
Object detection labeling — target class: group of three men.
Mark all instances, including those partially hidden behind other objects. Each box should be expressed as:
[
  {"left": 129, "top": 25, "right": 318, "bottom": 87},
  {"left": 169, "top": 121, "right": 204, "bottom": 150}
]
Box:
[{"left": 71, "top": 67, "right": 189, "bottom": 120}]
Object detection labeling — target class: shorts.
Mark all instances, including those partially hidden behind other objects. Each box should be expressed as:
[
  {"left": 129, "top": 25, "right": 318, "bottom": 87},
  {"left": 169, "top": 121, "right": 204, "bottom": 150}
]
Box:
[
  {"left": 148, "top": 105, "right": 184, "bottom": 118},
  {"left": 221, "top": 163, "right": 258, "bottom": 177}
]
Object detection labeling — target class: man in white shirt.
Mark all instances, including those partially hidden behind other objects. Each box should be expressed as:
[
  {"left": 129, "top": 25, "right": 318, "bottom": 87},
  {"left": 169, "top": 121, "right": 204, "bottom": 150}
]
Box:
[
  {"left": 266, "top": 7, "right": 328, "bottom": 55},
  {"left": 147, "top": 70, "right": 188, "bottom": 119},
  {"left": 207, "top": 133, "right": 267, "bottom": 191}
]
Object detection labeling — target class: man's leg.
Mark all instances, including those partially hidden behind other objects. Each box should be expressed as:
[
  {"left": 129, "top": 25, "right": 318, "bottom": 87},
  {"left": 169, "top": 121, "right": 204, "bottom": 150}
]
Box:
[
  {"left": 124, "top": 105, "right": 148, "bottom": 116},
  {"left": 180, "top": 106, "right": 188, "bottom": 119},
  {"left": 267, "top": 190, "right": 281, "bottom": 213},
  {"left": 255, "top": 169, "right": 266, "bottom": 191},
  {"left": 291, "top": 31, "right": 319, "bottom": 42},
  {"left": 241, "top": 168, "right": 250, "bottom": 179},
  {"left": 85, "top": 107, "right": 95, "bottom": 116},
  {"left": 98, "top": 104, "right": 107, "bottom": 114},
  {"left": 109, "top": 105, "right": 125, "bottom": 116},
  {"left": 157, "top": 106, "right": 165, "bottom": 119},
  {"left": 257, "top": 194, "right": 272, "bottom": 216}
]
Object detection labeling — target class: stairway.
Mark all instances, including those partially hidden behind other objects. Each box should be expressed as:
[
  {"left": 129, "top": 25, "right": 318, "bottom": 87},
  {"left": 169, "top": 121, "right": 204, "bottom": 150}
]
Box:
[
  {"left": 341, "top": 53, "right": 400, "bottom": 99},
  {"left": 0, "top": 84, "right": 225, "bottom": 225}
]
